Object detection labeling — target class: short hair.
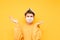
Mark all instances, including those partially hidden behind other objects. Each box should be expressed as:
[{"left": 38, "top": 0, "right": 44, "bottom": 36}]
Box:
[{"left": 25, "top": 8, "right": 35, "bottom": 16}]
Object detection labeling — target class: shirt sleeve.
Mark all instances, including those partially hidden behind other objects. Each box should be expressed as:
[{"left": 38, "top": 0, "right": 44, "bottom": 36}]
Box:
[{"left": 32, "top": 26, "right": 41, "bottom": 40}]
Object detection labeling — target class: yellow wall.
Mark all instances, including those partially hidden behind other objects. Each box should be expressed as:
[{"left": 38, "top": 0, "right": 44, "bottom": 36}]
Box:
[{"left": 0, "top": 0, "right": 60, "bottom": 40}]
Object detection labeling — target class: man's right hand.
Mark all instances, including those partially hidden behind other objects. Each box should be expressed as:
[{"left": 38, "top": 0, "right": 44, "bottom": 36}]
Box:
[{"left": 9, "top": 16, "right": 18, "bottom": 24}]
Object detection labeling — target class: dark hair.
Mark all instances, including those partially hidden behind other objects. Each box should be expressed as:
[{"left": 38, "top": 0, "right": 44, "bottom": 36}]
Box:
[{"left": 25, "top": 8, "right": 35, "bottom": 16}]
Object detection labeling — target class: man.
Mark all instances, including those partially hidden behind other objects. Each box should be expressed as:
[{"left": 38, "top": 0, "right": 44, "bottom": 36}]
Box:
[{"left": 9, "top": 9, "right": 43, "bottom": 40}]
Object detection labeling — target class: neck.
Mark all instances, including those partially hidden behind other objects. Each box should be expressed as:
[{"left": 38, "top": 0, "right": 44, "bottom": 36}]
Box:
[{"left": 27, "top": 22, "right": 33, "bottom": 26}]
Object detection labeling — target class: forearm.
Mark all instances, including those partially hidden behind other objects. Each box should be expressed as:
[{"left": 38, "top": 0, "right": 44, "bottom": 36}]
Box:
[{"left": 14, "top": 25, "right": 23, "bottom": 40}]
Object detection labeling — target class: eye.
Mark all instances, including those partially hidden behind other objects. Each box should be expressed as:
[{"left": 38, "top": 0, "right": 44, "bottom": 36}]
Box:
[
  {"left": 30, "top": 16, "right": 33, "bottom": 17},
  {"left": 27, "top": 16, "right": 29, "bottom": 17}
]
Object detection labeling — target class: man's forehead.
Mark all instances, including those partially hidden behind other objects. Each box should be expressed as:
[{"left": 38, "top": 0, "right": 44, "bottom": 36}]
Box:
[{"left": 26, "top": 13, "right": 33, "bottom": 16}]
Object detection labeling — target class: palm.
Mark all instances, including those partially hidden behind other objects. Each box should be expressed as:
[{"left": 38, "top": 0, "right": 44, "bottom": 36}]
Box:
[
  {"left": 9, "top": 16, "right": 18, "bottom": 24},
  {"left": 35, "top": 21, "right": 43, "bottom": 27}
]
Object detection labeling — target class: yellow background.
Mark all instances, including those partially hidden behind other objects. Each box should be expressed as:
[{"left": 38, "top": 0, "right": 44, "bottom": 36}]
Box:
[{"left": 0, "top": 0, "right": 60, "bottom": 40}]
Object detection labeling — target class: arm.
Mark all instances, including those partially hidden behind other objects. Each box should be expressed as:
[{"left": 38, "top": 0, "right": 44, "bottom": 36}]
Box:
[
  {"left": 14, "top": 26, "right": 23, "bottom": 40},
  {"left": 9, "top": 16, "right": 23, "bottom": 40},
  {"left": 36, "top": 28, "right": 41, "bottom": 40},
  {"left": 32, "top": 21, "right": 43, "bottom": 40}
]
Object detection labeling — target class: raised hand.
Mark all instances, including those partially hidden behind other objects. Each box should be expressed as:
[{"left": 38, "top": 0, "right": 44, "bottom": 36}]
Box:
[
  {"left": 35, "top": 21, "right": 44, "bottom": 28},
  {"left": 9, "top": 16, "right": 18, "bottom": 24}
]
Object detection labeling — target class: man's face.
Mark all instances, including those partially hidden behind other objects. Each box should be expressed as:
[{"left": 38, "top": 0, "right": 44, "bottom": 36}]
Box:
[{"left": 25, "top": 13, "right": 34, "bottom": 24}]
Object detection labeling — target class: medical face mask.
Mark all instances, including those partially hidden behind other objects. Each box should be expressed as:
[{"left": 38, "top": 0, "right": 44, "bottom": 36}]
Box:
[{"left": 26, "top": 17, "right": 34, "bottom": 24}]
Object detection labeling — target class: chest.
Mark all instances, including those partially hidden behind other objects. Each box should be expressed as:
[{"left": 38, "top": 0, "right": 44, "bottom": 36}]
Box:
[{"left": 22, "top": 26, "right": 33, "bottom": 35}]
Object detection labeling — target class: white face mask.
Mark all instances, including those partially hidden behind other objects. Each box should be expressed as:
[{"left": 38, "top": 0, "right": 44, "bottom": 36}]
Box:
[{"left": 26, "top": 17, "right": 34, "bottom": 24}]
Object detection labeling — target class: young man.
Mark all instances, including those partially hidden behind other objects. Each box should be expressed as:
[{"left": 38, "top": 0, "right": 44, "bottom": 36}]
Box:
[{"left": 9, "top": 9, "right": 43, "bottom": 40}]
